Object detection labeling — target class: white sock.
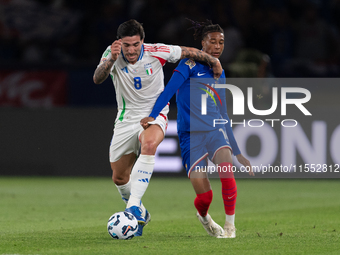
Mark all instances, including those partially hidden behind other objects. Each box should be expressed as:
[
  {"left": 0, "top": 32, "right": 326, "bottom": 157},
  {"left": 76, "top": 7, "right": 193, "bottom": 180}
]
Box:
[
  {"left": 127, "top": 154, "right": 155, "bottom": 209},
  {"left": 115, "top": 178, "right": 147, "bottom": 217},
  {"left": 115, "top": 179, "right": 131, "bottom": 204},
  {"left": 226, "top": 214, "right": 235, "bottom": 226}
]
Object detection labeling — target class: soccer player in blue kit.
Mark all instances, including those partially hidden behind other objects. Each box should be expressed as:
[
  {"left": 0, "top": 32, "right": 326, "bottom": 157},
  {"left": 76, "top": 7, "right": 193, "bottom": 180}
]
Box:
[{"left": 141, "top": 20, "right": 254, "bottom": 238}]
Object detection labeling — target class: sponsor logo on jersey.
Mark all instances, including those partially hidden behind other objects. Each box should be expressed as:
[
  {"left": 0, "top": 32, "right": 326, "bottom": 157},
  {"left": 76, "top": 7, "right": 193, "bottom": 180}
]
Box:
[
  {"left": 185, "top": 59, "right": 196, "bottom": 69},
  {"left": 197, "top": 72, "right": 205, "bottom": 76},
  {"left": 144, "top": 63, "right": 153, "bottom": 75},
  {"left": 121, "top": 67, "right": 128, "bottom": 73}
]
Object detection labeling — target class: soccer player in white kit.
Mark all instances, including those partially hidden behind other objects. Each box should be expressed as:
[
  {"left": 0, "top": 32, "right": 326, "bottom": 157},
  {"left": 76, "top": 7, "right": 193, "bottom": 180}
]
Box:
[{"left": 93, "top": 19, "right": 222, "bottom": 236}]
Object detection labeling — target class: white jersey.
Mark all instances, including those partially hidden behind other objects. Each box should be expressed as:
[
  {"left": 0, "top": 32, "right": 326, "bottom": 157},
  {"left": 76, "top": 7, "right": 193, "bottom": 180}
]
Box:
[{"left": 99, "top": 43, "right": 182, "bottom": 123}]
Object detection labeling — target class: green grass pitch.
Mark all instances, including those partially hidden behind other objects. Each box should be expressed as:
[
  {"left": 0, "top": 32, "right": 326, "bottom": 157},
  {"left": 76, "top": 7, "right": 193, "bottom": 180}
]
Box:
[{"left": 0, "top": 177, "right": 339, "bottom": 255}]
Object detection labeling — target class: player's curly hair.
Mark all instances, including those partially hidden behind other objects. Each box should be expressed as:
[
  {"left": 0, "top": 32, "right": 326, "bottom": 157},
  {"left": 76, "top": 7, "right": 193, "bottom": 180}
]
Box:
[
  {"left": 186, "top": 18, "right": 223, "bottom": 40},
  {"left": 117, "top": 19, "right": 145, "bottom": 40}
]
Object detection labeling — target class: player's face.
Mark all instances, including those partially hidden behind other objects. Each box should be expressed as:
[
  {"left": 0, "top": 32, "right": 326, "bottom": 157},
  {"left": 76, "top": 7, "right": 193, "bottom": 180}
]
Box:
[
  {"left": 201, "top": 32, "right": 224, "bottom": 59},
  {"left": 121, "top": 35, "right": 144, "bottom": 64}
]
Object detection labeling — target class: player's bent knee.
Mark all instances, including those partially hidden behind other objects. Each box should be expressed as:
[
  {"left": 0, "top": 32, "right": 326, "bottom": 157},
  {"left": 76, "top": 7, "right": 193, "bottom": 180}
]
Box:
[
  {"left": 112, "top": 172, "right": 129, "bottom": 186},
  {"left": 141, "top": 140, "right": 158, "bottom": 155}
]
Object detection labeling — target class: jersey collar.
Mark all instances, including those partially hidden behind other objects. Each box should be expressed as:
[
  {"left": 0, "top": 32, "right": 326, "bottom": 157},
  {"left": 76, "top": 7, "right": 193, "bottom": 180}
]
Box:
[{"left": 121, "top": 44, "right": 144, "bottom": 63}]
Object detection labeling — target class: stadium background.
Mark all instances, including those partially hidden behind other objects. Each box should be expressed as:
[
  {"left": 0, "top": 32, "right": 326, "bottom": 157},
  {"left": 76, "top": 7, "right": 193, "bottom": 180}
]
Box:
[{"left": 1, "top": 0, "right": 340, "bottom": 177}]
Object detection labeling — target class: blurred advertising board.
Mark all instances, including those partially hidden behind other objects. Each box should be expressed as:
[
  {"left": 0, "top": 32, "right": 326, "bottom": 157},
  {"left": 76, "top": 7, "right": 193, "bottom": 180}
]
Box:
[{"left": 0, "top": 70, "right": 67, "bottom": 108}]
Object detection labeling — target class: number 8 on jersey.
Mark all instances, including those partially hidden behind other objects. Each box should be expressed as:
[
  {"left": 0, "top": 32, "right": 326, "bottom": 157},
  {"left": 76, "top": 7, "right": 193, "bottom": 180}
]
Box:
[{"left": 134, "top": 77, "right": 142, "bottom": 90}]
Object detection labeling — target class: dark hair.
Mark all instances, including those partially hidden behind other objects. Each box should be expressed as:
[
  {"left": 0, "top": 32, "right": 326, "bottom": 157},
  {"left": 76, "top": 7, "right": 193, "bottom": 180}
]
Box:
[
  {"left": 117, "top": 19, "right": 145, "bottom": 40},
  {"left": 187, "top": 19, "right": 223, "bottom": 40}
]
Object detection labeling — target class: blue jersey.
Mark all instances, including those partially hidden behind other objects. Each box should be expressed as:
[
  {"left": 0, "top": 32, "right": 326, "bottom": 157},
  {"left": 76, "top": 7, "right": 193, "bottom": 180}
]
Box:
[
  {"left": 149, "top": 58, "right": 241, "bottom": 155},
  {"left": 175, "top": 58, "right": 226, "bottom": 132}
]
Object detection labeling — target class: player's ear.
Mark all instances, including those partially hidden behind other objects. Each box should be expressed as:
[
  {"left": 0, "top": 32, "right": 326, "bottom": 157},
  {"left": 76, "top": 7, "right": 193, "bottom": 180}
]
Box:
[{"left": 201, "top": 40, "right": 206, "bottom": 50}]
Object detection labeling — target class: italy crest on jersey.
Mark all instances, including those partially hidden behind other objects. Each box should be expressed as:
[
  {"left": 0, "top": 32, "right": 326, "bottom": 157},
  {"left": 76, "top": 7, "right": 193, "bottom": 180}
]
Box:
[{"left": 144, "top": 63, "right": 153, "bottom": 75}]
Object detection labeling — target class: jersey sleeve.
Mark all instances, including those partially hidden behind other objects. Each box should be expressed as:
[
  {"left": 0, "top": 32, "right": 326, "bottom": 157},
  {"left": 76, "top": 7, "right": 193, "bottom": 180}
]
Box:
[
  {"left": 145, "top": 43, "right": 182, "bottom": 64},
  {"left": 218, "top": 73, "right": 241, "bottom": 156},
  {"left": 174, "top": 58, "right": 195, "bottom": 80},
  {"left": 97, "top": 46, "right": 112, "bottom": 67},
  {"left": 149, "top": 71, "right": 186, "bottom": 119}
]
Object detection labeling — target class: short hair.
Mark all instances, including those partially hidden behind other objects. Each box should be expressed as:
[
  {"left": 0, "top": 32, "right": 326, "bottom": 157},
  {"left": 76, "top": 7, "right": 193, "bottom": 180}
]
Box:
[
  {"left": 117, "top": 19, "right": 145, "bottom": 40},
  {"left": 187, "top": 19, "right": 223, "bottom": 40}
]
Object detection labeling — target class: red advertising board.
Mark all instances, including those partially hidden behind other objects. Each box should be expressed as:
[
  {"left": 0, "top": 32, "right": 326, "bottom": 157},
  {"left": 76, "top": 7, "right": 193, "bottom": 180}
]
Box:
[{"left": 0, "top": 71, "right": 67, "bottom": 108}]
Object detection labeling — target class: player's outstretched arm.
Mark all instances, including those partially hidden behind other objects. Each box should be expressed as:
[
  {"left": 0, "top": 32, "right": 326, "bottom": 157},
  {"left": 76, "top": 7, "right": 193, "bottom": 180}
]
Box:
[
  {"left": 236, "top": 154, "right": 255, "bottom": 176},
  {"left": 93, "top": 40, "right": 122, "bottom": 84},
  {"left": 180, "top": 46, "right": 222, "bottom": 79}
]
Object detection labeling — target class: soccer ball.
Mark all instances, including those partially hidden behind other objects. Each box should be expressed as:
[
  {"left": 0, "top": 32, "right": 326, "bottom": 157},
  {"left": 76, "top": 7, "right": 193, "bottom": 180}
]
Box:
[{"left": 107, "top": 211, "right": 138, "bottom": 240}]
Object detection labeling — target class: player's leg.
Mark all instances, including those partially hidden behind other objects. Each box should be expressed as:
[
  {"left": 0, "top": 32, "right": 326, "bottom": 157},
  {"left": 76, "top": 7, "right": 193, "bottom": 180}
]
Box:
[
  {"left": 109, "top": 123, "right": 148, "bottom": 220},
  {"left": 190, "top": 169, "right": 224, "bottom": 237},
  {"left": 125, "top": 124, "right": 164, "bottom": 237},
  {"left": 182, "top": 131, "right": 224, "bottom": 237},
  {"left": 127, "top": 124, "right": 164, "bottom": 210},
  {"left": 111, "top": 153, "right": 136, "bottom": 203},
  {"left": 190, "top": 170, "right": 212, "bottom": 216},
  {"left": 124, "top": 113, "right": 167, "bottom": 236},
  {"left": 213, "top": 148, "right": 237, "bottom": 238}
]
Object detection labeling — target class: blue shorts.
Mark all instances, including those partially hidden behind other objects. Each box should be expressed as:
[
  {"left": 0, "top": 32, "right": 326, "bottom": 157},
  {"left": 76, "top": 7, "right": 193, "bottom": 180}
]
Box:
[{"left": 178, "top": 128, "right": 232, "bottom": 177}]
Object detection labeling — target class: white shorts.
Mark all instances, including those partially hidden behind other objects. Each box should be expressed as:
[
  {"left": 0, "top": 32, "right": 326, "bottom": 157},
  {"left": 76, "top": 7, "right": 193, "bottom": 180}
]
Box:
[{"left": 109, "top": 114, "right": 168, "bottom": 162}]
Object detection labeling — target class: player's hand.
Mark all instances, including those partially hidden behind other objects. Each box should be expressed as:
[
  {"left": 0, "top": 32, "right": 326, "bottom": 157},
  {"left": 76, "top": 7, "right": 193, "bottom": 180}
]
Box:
[
  {"left": 140, "top": 117, "right": 155, "bottom": 130},
  {"left": 236, "top": 154, "right": 254, "bottom": 176},
  {"left": 212, "top": 58, "right": 222, "bottom": 79},
  {"left": 110, "top": 39, "right": 122, "bottom": 61}
]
